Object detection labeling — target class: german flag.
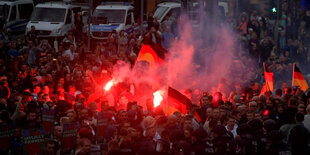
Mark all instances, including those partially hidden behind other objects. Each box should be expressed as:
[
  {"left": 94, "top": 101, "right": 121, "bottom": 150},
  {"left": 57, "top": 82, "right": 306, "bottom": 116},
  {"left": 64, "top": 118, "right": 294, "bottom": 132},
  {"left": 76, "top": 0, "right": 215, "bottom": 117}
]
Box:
[
  {"left": 260, "top": 63, "right": 274, "bottom": 96},
  {"left": 292, "top": 64, "right": 309, "bottom": 92},
  {"left": 136, "top": 38, "right": 166, "bottom": 67},
  {"left": 167, "top": 87, "right": 192, "bottom": 115}
]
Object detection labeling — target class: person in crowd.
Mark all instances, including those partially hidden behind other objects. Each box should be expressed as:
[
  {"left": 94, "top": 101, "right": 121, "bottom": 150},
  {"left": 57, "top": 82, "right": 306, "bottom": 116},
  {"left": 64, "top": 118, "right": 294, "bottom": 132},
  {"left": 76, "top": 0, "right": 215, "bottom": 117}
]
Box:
[
  {"left": 63, "top": 43, "right": 75, "bottom": 61},
  {"left": 225, "top": 116, "right": 238, "bottom": 138},
  {"left": 288, "top": 113, "right": 310, "bottom": 155},
  {"left": 304, "top": 105, "right": 310, "bottom": 132},
  {"left": 162, "top": 26, "right": 174, "bottom": 49},
  {"left": 26, "top": 25, "right": 38, "bottom": 43},
  {"left": 8, "top": 41, "right": 19, "bottom": 59},
  {"left": 20, "top": 40, "right": 42, "bottom": 67},
  {"left": 45, "top": 139, "right": 59, "bottom": 155},
  {"left": 118, "top": 30, "right": 128, "bottom": 54},
  {"left": 238, "top": 12, "right": 248, "bottom": 35},
  {"left": 146, "top": 26, "right": 162, "bottom": 45}
]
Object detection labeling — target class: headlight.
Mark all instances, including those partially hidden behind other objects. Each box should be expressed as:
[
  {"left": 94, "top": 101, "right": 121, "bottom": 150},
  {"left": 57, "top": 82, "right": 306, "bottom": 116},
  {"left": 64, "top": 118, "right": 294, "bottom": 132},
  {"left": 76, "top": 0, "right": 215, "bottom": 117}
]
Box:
[{"left": 55, "top": 28, "right": 61, "bottom": 34}]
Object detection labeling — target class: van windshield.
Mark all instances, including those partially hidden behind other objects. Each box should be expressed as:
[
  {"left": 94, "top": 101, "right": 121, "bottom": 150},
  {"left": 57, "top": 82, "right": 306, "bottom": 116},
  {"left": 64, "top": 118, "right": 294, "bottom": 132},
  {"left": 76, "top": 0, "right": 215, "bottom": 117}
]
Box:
[
  {"left": 30, "top": 8, "right": 66, "bottom": 22},
  {"left": 0, "top": 4, "right": 10, "bottom": 19},
  {"left": 153, "top": 6, "right": 169, "bottom": 21},
  {"left": 93, "top": 9, "right": 126, "bottom": 24}
]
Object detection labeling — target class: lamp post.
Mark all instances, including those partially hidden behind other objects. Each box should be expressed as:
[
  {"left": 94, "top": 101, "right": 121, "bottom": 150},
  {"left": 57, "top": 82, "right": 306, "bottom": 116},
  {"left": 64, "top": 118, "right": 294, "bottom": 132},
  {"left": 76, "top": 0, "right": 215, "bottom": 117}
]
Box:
[
  {"left": 140, "top": 0, "right": 143, "bottom": 35},
  {"left": 274, "top": 0, "right": 280, "bottom": 42},
  {"left": 87, "top": 0, "right": 93, "bottom": 51}
]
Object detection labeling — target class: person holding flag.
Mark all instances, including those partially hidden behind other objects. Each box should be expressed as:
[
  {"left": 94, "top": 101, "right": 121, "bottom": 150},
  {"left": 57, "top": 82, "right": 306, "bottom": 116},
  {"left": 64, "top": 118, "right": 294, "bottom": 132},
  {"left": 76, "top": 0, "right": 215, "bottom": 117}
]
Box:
[{"left": 292, "top": 63, "right": 309, "bottom": 92}]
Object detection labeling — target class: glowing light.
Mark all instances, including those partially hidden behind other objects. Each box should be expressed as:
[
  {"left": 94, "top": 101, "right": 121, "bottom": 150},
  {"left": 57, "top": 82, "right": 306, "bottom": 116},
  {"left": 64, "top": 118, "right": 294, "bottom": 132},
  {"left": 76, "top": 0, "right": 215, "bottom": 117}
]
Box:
[
  {"left": 153, "top": 90, "right": 163, "bottom": 107},
  {"left": 104, "top": 80, "right": 114, "bottom": 91},
  {"left": 263, "top": 110, "right": 269, "bottom": 116}
]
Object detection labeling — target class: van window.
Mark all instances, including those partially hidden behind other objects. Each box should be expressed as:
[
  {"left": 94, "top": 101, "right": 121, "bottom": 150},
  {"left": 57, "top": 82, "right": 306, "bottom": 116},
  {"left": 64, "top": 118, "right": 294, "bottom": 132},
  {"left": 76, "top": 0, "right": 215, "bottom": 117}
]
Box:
[
  {"left": 9, "top": 5, "right": 16, "bottom": 21},
  {"left": 167, "top": 8, "right": 181, "bottom": 18},
  {"left": 93, "top": 9, "right": 126, "bottom": 24},
  {"left": 18, "top": 4, "right": 33, "bottom": 19},
  {"left": 0, "top": 4, "right": 10, "bottom": 19},
  {"left": 66, "top": 9, "right": 72, "bottom": 24},
  {"left": 218, "top": 6, "right": 225, "bottom": 17},
  {"left": 31, "top": 8, "right": 66, "bottom": 22},
  {"left": 154, "top": 6, "right": 169, "bottom": 21}
]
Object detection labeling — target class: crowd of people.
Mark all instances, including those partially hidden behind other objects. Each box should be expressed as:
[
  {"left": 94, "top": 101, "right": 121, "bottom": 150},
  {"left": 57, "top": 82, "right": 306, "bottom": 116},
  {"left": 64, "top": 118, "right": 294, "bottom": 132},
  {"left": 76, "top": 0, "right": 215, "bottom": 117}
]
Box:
[{"left": 0, "top": 2, "right": 310, "bottom": 155}]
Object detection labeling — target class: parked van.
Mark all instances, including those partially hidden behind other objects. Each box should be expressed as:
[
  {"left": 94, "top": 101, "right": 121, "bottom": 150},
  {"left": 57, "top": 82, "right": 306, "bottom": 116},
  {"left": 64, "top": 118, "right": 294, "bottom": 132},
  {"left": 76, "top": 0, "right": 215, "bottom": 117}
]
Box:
[
  {"left": 0, "top": 0, "right": 34, "bottom": 33},
  {"left": 89, "top": 2, "right": 137, "bottom": 40},
  {"left": 25, "top": 1, "right": 81, "bottom": 39},
  {"left": 153, "top": 0, "right": 228, "bottom": 24}
]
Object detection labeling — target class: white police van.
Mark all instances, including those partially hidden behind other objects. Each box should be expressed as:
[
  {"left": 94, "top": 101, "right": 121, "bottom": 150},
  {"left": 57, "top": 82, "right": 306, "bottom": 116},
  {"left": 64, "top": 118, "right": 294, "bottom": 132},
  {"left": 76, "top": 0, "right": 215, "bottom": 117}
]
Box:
[
  {"left": 90, "top": 2, "right": 137, "bottom": 40},
  {"left": 0, "top": 0, "right": 34, "bottom": 33},
  {"left": 154, "top": 0, "right": 228, "bottom": 24},
  {"left": 25, "top": 1, "right": 81, "bottom": 39}
]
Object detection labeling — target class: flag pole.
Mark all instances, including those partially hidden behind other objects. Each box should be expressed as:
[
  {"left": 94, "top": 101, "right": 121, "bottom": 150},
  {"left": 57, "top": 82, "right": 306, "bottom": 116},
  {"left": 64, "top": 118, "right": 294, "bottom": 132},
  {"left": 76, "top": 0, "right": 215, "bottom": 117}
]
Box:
[
  {"left": 263, "top": 62, "right": 266, "bottom": 73},
  {"left": 292, "top": 63, "right": 295, "bottom": 87},
  {"left": 165, "top": 87, "right": 168, "bottom": 115}
]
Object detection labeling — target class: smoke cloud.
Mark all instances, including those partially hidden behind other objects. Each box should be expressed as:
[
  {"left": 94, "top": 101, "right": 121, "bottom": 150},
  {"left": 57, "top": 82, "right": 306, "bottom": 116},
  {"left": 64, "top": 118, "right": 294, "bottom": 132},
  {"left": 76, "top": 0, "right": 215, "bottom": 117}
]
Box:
[
  {"left": 109, "top": 2, "right": 257, "bottom": 101},
  {"left": 169, "top": 21, "right": 240, "bottom": 90}
]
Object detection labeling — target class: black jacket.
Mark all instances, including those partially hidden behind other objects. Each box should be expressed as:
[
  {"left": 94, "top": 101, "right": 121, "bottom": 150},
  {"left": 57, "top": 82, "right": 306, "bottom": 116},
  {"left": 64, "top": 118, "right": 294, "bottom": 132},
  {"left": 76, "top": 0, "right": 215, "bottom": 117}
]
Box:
[{"left": 288, "top": 123, "right": 310, "bottom": 155}]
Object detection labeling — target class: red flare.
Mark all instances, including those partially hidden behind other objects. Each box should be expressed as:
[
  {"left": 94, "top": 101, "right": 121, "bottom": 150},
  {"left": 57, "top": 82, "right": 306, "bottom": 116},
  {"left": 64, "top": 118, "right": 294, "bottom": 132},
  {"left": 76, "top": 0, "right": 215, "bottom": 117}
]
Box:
[
  {"left": 104, "top": 80, "right": 114, "bottom": 91},
  {"left": 153, "top": 90, "right": 164, "bottom": 107}
]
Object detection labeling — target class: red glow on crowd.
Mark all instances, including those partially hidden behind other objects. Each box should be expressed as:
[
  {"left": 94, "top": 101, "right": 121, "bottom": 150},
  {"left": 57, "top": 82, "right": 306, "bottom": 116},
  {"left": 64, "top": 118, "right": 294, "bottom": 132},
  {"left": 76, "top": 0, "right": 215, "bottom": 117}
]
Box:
[{"left": 153, "top": 90, "right": 164, "bottom": 107}]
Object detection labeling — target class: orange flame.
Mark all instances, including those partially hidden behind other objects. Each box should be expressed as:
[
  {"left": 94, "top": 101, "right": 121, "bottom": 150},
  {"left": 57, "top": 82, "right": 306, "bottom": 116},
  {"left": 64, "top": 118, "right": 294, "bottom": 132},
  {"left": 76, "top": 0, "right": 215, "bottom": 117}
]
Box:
[{"left": 153, "top": 90, "right": 164, "bottom": 107}]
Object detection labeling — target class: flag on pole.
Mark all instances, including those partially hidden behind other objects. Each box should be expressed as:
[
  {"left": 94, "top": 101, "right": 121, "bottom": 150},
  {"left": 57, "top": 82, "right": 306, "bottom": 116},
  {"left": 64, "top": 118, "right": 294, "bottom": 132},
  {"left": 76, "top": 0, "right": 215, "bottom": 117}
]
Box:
[
  {"left": 167, "top": 87, "right": 192, "bottom": 115},
  {"left": 292, "top": 64, "right": 309, "bottom": 92},
  {"left": 136, "top": 38, "right": 166, "bottom": 67},
  {"left": 260, "top": 63, "right": 274, "bottom": 96}
]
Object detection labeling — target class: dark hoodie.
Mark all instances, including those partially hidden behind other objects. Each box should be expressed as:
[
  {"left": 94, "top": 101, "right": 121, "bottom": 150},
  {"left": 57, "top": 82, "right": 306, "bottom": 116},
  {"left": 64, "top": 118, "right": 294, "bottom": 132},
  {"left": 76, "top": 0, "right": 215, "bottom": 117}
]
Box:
[
  {"left": 248, "top": 119, "right": 267, "bottom": 155},
  {"left": 212, "top": 125, "right": 235, "bottom": 155}
]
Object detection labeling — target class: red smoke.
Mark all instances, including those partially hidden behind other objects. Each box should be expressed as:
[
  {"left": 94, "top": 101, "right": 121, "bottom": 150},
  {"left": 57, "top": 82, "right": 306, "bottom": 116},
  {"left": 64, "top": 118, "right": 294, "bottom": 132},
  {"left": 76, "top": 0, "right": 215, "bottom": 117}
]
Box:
[{"left": 102, "top": 11, "right": 257, "bottom": 110}]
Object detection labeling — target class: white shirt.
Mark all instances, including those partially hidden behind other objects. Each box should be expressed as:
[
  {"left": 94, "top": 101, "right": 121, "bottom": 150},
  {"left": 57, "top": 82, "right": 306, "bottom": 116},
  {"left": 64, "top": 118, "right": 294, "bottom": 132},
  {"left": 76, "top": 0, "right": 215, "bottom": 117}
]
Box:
[
  {"left": 63, "top": 49, "right": 74, "bottom": 61},
  {"left": 303, "top": 114, "right": 310, "bottom": 132},
  {"left": 226, "top": 124, "right": 238, "bottom": 138}
]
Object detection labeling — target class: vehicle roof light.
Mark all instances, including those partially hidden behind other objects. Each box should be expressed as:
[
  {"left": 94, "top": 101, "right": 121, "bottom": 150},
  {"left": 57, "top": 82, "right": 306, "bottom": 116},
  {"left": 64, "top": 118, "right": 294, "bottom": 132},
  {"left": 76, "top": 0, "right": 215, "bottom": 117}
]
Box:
[{"left": 101, "top": 2, "right": 131, "bottom": 6}]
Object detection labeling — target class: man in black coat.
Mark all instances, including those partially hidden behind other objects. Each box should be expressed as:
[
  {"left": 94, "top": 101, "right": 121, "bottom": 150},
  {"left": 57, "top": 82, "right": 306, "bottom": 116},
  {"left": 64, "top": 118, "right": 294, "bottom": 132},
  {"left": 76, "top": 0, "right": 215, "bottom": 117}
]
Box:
[{"left": 288, "top": 113, "right": 310, "bottom": 155}]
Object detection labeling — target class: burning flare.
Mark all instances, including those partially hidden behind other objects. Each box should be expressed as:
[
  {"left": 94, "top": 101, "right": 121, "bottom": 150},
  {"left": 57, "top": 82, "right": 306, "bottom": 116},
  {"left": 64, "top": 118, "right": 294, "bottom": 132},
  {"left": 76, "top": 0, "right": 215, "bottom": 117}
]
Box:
[
  {"left": 104, "top": 80, "right": 114, "bottom": 91},
  {"left": 153, "top": 90, "right": 164, "bottom": 107}
]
